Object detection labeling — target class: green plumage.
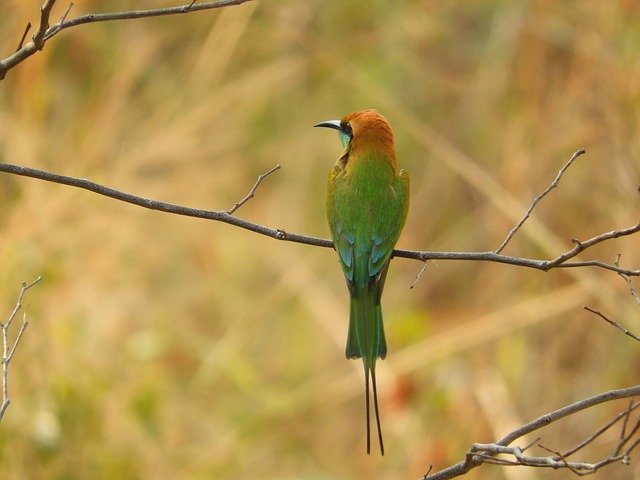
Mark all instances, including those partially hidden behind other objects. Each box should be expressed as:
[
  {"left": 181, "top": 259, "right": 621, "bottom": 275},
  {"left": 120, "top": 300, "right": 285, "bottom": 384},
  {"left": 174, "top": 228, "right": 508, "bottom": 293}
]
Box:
[
  {"left": 327, "top": 157, "right": 409, "bottom": 365},
  {"left": 320, "top": 110, "right": 409, "bottom": 455}
]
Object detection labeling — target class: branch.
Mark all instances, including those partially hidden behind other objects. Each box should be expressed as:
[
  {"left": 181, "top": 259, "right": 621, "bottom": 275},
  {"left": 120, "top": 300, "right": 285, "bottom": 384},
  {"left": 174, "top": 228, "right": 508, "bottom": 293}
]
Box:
[
  {"left": 0, "top": 0, "right": 256, "bottom": 80},
  {"left": 495, "top": 148, "right": 586, "bottom": 254},
  {"left": 583, "top": 306, "right": 640, "bottom": 342},
  {"left": 398, "top": 225, "right": 640, "bottom": 276},
  {"left": 0, "top": 161, "right": 638, "bottom": 276},
  {"left": 423, "top": 385, "right": 640, "bottom": 479},
  {"left": 0, "top": 161, "right": 331, "bottom": 248},
  {"left": 0, "top": 276, "right": 42, "bottom": 421}
]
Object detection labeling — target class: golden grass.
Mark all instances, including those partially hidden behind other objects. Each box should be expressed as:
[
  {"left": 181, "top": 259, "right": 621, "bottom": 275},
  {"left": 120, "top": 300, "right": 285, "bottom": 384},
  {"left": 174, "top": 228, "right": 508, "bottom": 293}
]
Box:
[{"left": 0, "top": 1, "right": 639, "bottom": 479}]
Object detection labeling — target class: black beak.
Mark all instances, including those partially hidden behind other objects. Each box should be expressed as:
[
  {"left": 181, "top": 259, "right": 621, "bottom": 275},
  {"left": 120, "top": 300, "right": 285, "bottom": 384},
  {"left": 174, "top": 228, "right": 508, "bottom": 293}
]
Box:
[{"left": 314, "top": 120, "right": 342, "bottom": 131}]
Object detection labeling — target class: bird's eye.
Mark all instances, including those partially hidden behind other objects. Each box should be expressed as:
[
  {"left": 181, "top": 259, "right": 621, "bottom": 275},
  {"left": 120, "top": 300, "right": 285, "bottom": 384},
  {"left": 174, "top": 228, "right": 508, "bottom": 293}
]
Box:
[{"left": 337, "top": 122, "right": 353, "bottom": 148}]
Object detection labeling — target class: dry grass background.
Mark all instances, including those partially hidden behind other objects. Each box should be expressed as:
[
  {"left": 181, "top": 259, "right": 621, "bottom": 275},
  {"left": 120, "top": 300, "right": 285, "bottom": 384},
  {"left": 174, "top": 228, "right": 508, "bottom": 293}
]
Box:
[{"left": 0, "top": 1, "right": 639, "bottom": 479}]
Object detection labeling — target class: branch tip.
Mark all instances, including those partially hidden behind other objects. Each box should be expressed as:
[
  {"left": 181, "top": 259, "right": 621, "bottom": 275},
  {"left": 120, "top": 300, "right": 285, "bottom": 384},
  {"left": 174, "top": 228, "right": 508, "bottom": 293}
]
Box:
[
  {"left": 494, "top": 148, "right": 586, "bottom": 254},
  {"left": 226, "top": 164, "right": 281, "bottom": 215},
  {"left": 16, "top": 23, "right": 32, "bottom": 52}
]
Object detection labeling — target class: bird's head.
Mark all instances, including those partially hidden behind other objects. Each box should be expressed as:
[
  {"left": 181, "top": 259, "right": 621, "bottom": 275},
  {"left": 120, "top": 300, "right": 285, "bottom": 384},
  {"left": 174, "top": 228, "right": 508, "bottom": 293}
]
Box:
[{"left": 315, "top": 109, "right": 397, "bottom": 170}]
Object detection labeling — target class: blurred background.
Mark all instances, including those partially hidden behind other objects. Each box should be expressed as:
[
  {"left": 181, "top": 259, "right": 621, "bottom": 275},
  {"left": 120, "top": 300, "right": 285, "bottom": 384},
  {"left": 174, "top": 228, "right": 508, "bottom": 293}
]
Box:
[{"left": 1, "top": 1, "right": 639, "bottom": 479}]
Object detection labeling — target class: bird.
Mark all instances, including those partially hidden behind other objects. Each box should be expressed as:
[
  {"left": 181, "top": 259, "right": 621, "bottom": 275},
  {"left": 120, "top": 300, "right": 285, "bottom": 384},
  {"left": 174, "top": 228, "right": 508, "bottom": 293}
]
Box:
[{"left": 315, "top": 109, "right": 410, "bottom": 455}]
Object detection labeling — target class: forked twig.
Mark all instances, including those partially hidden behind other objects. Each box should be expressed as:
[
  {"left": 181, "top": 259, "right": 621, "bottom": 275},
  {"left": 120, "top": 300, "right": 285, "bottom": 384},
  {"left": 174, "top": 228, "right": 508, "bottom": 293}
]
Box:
[{"left": 0, "top": 276, "right": 42, "bottom": 421}]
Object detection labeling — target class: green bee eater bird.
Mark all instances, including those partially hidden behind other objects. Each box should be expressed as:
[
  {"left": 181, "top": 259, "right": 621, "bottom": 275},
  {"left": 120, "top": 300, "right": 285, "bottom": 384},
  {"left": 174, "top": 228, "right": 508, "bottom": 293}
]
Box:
[{"left": 315, "top": 109, "right": 410, "bottom": 455}]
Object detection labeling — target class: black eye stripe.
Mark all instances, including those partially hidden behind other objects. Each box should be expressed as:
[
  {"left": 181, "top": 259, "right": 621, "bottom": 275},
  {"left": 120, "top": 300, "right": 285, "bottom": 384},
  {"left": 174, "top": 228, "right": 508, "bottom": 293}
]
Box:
[{"left": 341, "top": 122, "right": 353, "bottom": 136}]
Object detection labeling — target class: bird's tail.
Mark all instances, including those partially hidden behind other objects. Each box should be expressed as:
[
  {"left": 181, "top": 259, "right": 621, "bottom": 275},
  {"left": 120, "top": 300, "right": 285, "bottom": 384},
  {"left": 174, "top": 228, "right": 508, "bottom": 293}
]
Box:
[
  {"left": 346, "top": 286, "right": 386, "bottom": 455},
  {"left": 365, "top": 363, "right": 384, "bottom": 455}
]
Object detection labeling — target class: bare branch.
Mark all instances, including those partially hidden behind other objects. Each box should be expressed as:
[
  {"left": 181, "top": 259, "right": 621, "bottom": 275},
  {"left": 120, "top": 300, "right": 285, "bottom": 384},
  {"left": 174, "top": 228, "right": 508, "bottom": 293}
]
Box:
[
  {"left": 0, "top": 162, "right": 638, "bottom": 277},
  {"left": 399, "top": 226, "right": 640, "bottom": 275},
  {"left": 543, "top": 224, "right": 640, "bottom": 270},
  {"left": 44, "top": 0, "right": 254, "bottom": 40},
  {"left": 583, "top": 306, "right": 640, "bottom": 342},
  {"left": 0, "top": 276, "right": 42, "bottom": 421},
  {"left": 423, "top": 385, "right": 640, "bottom": 479},
  {"left": 0, "top": 161, "right": 332, "bottom": 248},
  {"left": 495, "top": 148, "right": 586, "bottom": 254},
  {"left": 227, "top": 164, "right": 281, "bottom": 215},
  {"left": 0, "top": 0, "right": 256, "bottom": 80}
]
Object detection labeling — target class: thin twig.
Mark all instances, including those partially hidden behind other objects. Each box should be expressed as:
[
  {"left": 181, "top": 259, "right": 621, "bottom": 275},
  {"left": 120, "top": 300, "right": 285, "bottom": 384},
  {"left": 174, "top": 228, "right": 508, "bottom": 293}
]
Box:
[
  {"left": 0, "top": 162, "right": 638, "bottom": 276},
  {"left": 617, "top": 400, "right": 635, "bottom": 454},
  {"left": 409, "top": 262, "right": 429, "bottom": 289},
  {"left": 616, "top": 255, "right": 640, "bottom": 306},
  {"left": 583, "top": 306, "right": 640, "bottom": 342},
  {"left": 562, "top": 400, "right": 640, "bottom": 459},
  {"left": 623, "top": 435, "right": 640, "bottom": 459},
  {"left": 227, "top": 164, "right": 281, "bottom": 215},
  {"left": 620, "top": 413, "right": 640, "bottom": 451},
  {"left": 47, "top": 2, "right": 74, "bottom": 38},
  {"left": 521, "top": 436, "right": 542, "bottom": 453},
  {"left": 16, "top": 23, "right": 32, "bottom": 52},
  {"left": 0, "top": 276, "right": 42, "bottom": 421},
  {"left": 537, "top": 444, "right": 588, "bottom": 475},
  {"left": 495, "top": 148, "right": 586, "bottom": 254}
]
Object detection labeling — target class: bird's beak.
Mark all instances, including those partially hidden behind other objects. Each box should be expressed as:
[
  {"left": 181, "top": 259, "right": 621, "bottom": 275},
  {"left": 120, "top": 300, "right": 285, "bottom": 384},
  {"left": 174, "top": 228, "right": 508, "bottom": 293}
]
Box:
[{"left": 314, "top": 120, "right": 342, "bottom": 131}]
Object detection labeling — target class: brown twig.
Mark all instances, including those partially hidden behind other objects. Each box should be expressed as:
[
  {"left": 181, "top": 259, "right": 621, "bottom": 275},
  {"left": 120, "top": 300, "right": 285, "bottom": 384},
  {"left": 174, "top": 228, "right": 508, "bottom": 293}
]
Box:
[
  {"left": 0, "top": 276, "right": 42, "bottom": 421},
  {"left": 616, "top": 255, "right": 640, "bottom": 306},
  {"left": 227, "top": 165, "right": 281, "bottom": 215},
  {"left": 583, "top": 306, "right": 640, "bottom": 342},
  {"left": 0, "top": 161, "right": 638, "bottom": 276},
  {"left": 16, "top": 23, "right": 32, "bottom": 52},
  {"left": 495, "top": 148, "right": 586, "bottom": 254}
]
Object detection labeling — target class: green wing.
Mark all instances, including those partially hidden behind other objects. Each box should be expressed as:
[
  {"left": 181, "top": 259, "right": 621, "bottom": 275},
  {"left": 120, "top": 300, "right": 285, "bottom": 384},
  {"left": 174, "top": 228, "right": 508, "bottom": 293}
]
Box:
[
  {"left": 327, "top": 164, "right": 409, "bottom": 289},
  {"left": 327, "top": 165, "right": 356, "bottom": 286},
  {"left": 367, "top": 169, "right": 410, "bottom": 282}
]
